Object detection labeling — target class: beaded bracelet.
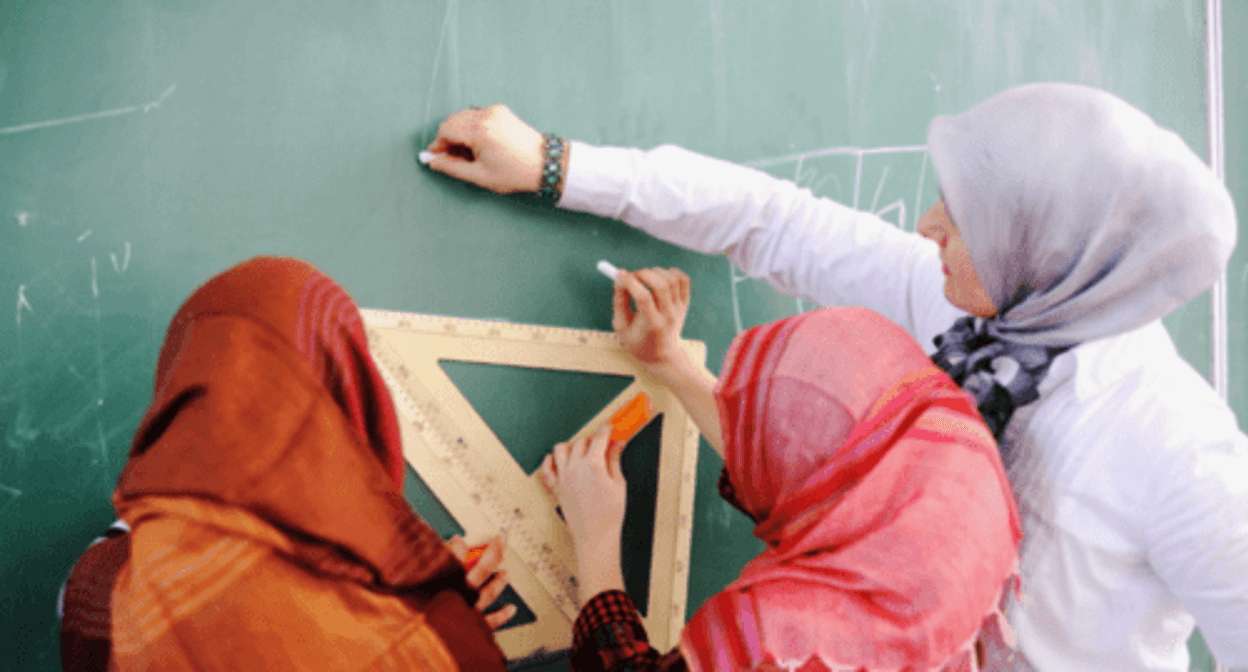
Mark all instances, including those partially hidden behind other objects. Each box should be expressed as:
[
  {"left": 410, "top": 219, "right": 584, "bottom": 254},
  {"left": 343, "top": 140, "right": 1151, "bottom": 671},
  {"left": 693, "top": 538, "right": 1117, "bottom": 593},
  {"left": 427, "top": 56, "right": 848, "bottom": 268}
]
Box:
[{"left": 537, "top": 132, "right": 567, "bottom": 205}]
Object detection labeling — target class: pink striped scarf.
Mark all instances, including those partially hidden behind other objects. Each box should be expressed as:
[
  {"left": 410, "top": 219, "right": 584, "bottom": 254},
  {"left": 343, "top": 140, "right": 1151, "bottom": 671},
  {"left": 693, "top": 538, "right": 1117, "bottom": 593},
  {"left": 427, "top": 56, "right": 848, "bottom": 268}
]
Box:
[{"left": 682, "top": 308, "right": 1021, "bottom": 671}]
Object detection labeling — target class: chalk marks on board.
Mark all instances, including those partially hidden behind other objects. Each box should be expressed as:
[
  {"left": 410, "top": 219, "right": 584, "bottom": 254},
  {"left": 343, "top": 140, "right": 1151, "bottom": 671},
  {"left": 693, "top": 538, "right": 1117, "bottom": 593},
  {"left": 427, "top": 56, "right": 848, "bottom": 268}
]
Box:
[
  {"left": 727, "top": 144, "right": 934, "bottom": 334},
  {"left": 88, "top": 256, "right": 110, "bottom": 468},
  {"left": 0, "top": 84, "right": 176, "bottom": 136},
  {"left": 15, "top": 284, "right": 33, "bottom": 326},
  {"left": 15, "top": 211, "right": 30, "bottom": 227},
  {"left": 745, "top": 143, "right": 929, "bottom": 225},
  {"left": 110, "top": 242, "right": 132, "bottom": 274},
  {"left": 6, "top": 231, "right": 142, "bottom": 481},
  {"left": 141, "top": 85, "right": 177, "bottom": 113},
  {"left": 422, "top": 0, "right": 461, "bottom": 145}
]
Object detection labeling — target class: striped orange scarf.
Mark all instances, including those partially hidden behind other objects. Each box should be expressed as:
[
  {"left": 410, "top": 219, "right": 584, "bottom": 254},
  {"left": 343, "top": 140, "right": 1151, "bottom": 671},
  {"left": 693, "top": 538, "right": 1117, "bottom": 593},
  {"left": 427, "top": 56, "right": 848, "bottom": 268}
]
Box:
[{"left": 65, "top": 257, "right": 505, "bottom": 671}]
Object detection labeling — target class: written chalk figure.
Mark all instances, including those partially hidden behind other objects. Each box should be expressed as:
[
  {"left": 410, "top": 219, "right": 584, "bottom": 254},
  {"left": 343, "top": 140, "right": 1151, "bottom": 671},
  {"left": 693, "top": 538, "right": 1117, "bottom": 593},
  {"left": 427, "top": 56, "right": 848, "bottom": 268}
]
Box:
[
  {"left": 426, "top": 86, "right": 1248, "bottom": 672},
  {"left": 532, "top": 261, "right": 1021, "bottom": 671}
]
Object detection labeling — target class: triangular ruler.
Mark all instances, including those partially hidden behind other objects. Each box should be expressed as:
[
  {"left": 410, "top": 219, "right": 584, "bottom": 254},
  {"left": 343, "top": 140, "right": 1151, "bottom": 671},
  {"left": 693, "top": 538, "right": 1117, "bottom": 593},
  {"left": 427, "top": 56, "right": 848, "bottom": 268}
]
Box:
[{"left": 362, "top": 310, "right": 703, "bottom": 660}]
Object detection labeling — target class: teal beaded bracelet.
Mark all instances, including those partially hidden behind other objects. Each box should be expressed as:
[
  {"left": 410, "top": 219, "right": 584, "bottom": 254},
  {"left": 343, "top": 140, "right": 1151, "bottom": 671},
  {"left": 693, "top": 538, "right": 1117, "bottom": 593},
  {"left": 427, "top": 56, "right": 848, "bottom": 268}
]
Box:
[{"left": 537, "top": 132, "right": 566, "bottom": 205}]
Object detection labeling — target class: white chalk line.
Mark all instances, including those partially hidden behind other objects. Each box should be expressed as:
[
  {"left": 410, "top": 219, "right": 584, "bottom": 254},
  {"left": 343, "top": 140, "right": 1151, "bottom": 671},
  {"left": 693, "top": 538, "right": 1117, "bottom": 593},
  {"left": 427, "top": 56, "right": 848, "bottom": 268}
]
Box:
[
  {"left": 16, "top": 285, "right": 32, "bottom": 326},
  {"left": 0, "top": 84, "right": 176, "bottom": 135},
  {"left": 730, "top": 144, "right": 933, "bottom": 333},
  {"left": 876, "top": 198, "right": 906, "bottom": 229},
  {"left": 745, "top": 143, "right": 927, "bottom": 169},
  {"left": 421, "top": 0, "right": 456, "bottom": 144},
  {"left": 869, "top": 166, "right": 890, "bottom": 213},
  {"left": 109, "top": 241, "right": 131, "bottom": 273}
]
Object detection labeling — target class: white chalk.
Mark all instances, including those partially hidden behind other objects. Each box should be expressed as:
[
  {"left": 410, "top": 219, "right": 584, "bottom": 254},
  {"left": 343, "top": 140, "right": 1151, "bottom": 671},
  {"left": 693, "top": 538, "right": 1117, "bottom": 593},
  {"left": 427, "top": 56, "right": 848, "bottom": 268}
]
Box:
[
  {"left": 597, "top": 260, "right": 621, "bottom": 282},
  {"left": 419, "top": 150, "right": 444, "bottom": 165}
]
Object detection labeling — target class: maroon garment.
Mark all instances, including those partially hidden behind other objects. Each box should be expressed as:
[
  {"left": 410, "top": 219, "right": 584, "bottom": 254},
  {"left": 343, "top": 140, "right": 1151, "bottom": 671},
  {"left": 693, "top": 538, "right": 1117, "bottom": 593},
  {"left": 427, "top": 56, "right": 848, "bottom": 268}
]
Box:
[{"left": 60, "top": 532, "right": 129, "bottom": 671}]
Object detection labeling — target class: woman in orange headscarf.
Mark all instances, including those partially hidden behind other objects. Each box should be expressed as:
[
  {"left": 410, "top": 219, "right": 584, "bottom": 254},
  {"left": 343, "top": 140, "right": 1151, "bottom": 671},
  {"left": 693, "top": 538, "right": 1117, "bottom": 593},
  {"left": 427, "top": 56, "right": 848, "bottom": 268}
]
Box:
[
  {"left": 59, "top": 256, "right": 512, "bottom": 671},
  {"left": 543, "top": 266, "right": 1022, "bottom": 671}
]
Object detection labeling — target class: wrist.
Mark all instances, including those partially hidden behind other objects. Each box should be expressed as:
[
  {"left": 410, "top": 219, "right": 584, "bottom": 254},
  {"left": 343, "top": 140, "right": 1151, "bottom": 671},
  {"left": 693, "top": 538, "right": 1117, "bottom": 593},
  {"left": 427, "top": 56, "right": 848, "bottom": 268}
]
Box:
[
  {"left": 644, "top": 349, "right": 697, "bottom": 385},
  {"left": 576, "top": 536, "right": 624, "bottom": 603},
  {"left": 536, "top": 133, "right": 568, "bottom": 204},
  {"left": 576, "top": 533, "right": 621, "bottom": 563}
]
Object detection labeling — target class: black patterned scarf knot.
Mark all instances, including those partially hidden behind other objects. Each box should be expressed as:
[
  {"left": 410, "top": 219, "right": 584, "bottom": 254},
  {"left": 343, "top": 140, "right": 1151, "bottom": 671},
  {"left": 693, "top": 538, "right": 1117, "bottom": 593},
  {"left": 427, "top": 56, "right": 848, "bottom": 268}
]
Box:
[{"left": 931, "top": 317, "right": 1070, "bottom": 443}]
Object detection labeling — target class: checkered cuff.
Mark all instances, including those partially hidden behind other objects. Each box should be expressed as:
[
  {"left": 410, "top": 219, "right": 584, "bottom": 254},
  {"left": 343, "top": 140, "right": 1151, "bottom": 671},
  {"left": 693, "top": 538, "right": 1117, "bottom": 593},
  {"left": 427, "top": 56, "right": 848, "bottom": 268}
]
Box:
[{"left": 572, "top": 589, "right": 649, "bottom": 654}]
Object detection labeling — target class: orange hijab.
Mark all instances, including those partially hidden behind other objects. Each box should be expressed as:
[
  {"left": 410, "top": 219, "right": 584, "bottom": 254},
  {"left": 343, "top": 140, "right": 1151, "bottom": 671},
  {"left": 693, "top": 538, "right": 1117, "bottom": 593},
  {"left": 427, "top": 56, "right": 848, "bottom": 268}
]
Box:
[
  {"left": 107, "top": 256, "right": 504, "bottom": 670},
  {"left": 681, "top": 308, "right": 1021, "bottom": 671}
]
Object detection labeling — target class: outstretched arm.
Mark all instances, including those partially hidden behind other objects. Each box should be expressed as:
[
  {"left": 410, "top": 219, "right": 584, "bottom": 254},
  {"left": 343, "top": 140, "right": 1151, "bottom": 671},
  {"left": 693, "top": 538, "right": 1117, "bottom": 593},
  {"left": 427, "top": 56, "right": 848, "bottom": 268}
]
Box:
[{"left": 425, "top": 106, "right": 961, "bottom": 350}]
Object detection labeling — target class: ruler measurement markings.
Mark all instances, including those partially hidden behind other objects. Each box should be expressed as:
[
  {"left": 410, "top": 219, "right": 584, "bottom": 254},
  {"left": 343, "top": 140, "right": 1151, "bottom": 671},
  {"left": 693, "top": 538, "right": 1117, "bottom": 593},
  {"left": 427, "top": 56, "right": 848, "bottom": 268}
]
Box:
[
  {"left": 363, "top": 311, "right": 703, "bottom": 650},
  {"left": 372, "top": 339, "right": 583, "bottom": 620}
]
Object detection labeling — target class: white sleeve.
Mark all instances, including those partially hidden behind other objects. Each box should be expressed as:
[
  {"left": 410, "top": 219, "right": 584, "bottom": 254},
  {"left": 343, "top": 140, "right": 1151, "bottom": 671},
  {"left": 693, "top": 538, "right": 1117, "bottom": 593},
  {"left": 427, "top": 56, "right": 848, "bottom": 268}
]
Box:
[
  {"left": 558, "top": 142, "right": 964, "bottom": 350},
  {"left": 1145, "top": 425, "right": 1248, "bottom": 667}
]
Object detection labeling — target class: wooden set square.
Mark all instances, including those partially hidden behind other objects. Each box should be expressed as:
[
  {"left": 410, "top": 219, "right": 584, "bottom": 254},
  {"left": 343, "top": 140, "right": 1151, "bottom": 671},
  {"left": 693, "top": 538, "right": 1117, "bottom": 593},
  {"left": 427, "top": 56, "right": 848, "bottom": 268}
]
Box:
[{"left": 362, "top": 310, "right": 703, "bottom": 660}]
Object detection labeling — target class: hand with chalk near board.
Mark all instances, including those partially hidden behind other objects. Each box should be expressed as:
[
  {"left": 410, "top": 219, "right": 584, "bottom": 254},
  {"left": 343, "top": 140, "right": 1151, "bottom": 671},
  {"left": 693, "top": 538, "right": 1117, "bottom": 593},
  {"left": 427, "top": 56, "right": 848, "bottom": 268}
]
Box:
[
  {"left": 424, "top": 104, "right": 569, "bottom": 198},
  {"left": 427, "top": 85, "right": 1248, "bottom": 672},
  {"left": 537, "top": 266, "right": 721, "bottom": 600}
]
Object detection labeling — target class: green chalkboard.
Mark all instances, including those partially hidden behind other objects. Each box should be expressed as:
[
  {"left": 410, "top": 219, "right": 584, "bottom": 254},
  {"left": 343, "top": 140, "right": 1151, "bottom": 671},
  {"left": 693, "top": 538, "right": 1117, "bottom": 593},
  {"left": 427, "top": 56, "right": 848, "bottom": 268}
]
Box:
[{"left": 0, "top": 1, "right": 1224, "bottom": 670}]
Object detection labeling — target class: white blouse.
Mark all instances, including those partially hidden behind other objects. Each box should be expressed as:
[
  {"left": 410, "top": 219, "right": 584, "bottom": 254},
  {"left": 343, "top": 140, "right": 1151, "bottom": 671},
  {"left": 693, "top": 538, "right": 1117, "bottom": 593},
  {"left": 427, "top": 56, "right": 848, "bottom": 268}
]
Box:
[{"left": 558, "top": 142, "right": 1248, "bottom": 672}]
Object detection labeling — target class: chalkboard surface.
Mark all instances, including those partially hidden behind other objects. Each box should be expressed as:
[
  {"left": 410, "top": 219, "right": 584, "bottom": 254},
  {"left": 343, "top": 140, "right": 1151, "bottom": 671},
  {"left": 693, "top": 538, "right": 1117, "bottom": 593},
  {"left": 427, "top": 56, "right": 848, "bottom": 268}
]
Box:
[{"left": 0, "top": 1, "right": 1225, "bottom": 670}]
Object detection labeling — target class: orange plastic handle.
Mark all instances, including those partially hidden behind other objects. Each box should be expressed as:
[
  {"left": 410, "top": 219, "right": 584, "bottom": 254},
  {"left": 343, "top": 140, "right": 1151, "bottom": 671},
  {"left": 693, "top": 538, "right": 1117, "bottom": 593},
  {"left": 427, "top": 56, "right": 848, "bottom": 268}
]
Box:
[
  {"left": 463, "top": 543, "right": 488, "bottom": 571},
  {"left": 608, "top": 392, "right": 653, "bottom": 446},
  {"left": 467, "top": 393, "right": 653, "bottom": 571}
]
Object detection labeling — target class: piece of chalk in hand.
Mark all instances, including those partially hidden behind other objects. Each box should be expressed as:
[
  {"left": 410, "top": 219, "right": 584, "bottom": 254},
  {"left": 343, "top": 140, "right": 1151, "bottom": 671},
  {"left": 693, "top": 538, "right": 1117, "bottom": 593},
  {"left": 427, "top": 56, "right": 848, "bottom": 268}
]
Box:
[
  {"left": 597, "top": 260, "right": 621, "bottom": 282},
  {"left": 419, "top": 151, "right": 444, "bottom": 165}
]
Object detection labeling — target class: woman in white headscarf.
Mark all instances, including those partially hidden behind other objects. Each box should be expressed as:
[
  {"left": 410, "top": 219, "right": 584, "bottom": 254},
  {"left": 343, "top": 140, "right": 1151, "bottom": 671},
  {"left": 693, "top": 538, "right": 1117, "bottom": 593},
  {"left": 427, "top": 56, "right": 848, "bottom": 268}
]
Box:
[{"left": 424, "top": 83, "right": 1248, "bottom": 671}]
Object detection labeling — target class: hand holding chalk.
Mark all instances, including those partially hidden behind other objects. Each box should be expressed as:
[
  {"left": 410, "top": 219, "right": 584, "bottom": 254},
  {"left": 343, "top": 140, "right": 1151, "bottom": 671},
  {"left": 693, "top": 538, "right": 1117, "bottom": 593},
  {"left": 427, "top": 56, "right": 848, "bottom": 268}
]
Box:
[
  {"left": 612, "top": 266, "right": 693, "bottom": 367},
  {"left": 424, "top": 105, "right": 548, "bottom": 194},
  {"left": 597, "top": 259, "right": 621, "bottom": 282}
]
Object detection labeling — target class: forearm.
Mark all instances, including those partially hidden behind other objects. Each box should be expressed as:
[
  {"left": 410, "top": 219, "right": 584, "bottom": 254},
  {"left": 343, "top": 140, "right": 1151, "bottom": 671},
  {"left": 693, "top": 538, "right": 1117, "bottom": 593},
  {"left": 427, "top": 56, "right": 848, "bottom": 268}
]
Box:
[
  {"left": 576, "top": 537, "right": 625, "bottom": 604},
  {"left": 560, "top": 142, "right": 784, "bottom": 258},
  {"left": 560, "top": 142, "right": 963, "bottom": 347},
  {"left": 645, "top": 354, "right": 724, "bottom": 459}
]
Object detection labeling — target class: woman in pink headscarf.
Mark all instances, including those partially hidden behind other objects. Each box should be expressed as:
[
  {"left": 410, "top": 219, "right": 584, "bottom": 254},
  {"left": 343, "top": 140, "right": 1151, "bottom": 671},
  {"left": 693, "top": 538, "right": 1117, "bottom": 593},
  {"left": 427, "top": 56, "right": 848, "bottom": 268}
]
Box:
[{"left": 542, "top": 266, "right": 1022, "bottom": 671}]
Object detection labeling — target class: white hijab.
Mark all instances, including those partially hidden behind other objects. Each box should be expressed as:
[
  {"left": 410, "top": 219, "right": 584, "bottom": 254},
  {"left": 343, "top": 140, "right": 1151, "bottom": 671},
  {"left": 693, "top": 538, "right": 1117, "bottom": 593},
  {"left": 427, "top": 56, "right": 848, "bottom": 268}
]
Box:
[{"left": 927, "top": 82, "right": 1236, "bottom": 348}]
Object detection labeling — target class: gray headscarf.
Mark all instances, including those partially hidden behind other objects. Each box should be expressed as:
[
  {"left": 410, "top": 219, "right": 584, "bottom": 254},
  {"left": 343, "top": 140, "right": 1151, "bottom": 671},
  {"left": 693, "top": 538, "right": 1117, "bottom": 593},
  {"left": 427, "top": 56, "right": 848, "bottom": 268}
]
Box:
[{"left": 926, "top": 83, "right": 1236, "bottom": 439}]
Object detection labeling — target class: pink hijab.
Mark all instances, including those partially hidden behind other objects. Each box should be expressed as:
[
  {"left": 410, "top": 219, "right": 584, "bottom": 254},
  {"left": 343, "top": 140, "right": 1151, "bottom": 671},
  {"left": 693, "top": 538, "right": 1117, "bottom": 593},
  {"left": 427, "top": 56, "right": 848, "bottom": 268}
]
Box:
[{"left": 681, "top": 308, "right": 1021, "bottom": 671}]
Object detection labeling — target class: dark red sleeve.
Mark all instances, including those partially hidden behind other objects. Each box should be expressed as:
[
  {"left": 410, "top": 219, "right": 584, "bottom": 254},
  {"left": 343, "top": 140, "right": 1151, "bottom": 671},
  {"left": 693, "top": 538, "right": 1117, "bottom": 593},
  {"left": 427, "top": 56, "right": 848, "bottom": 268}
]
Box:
[
  {"left": 568, "top": 590, "right": 687, "bottom": 672},
  {"left": 61, "top": 530, "right": 130, "bottom": 672},
  {"left": 717, "top": 467, "right": 759, "bottom": 524}
]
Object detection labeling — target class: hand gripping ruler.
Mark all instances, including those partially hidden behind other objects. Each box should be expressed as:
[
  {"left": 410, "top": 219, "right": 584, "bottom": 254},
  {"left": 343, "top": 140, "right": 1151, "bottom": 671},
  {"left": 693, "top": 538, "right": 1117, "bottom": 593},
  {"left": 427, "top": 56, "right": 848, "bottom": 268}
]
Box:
[{"left": 361, "top": 310, "right": 704, "bottom": 660}]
